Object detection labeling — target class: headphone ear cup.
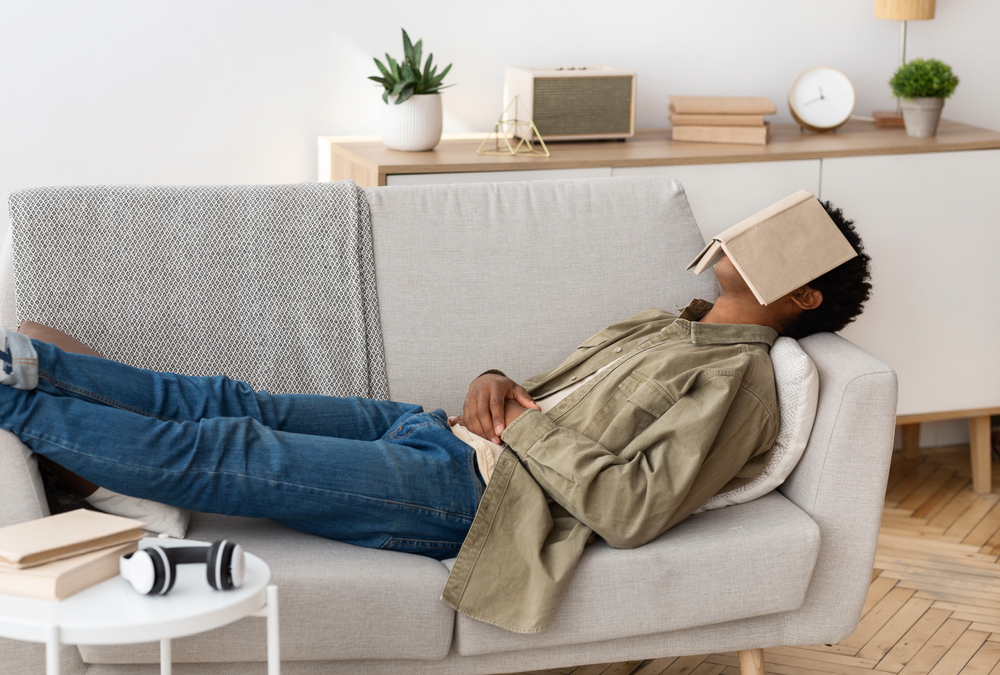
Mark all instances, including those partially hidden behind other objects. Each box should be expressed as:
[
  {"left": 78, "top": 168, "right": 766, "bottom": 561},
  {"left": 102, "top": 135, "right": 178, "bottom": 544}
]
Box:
[
  {"left": 160, "top": 548, "right": 179, "bottom": 595},
  {"left": 120, "top": 550, "right": 157, "bottom": 595},
  {"left": 229, "top": 544, "right": 245, "bottom": 589},
  {"left": 218, "top": 541, "right": 238, "bottom": 590},
  {"left": 206, "top": 540, "right": 223, "bottom": 590},
  {"left": 146, "top": 546, "right": 173, "bottom": 596}
]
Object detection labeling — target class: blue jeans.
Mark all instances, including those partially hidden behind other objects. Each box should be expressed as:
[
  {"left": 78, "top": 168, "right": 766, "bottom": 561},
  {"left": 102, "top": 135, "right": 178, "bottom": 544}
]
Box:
[{"left": 0, "top": 340, "right": 485, "bottom": 560}]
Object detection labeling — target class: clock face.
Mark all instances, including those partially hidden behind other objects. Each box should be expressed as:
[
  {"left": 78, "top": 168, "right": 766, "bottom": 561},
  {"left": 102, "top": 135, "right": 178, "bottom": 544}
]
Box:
[{"left": 789, "top": 67, "right": 856, "bottom": 130}]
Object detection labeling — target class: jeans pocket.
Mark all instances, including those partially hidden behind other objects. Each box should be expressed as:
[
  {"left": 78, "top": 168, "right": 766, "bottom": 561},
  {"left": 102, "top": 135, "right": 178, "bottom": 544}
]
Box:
[
  {"left": 379, "top": 536, "right": 463, "bottom": 559},
  {"left": 384, "top": 409, "right": 450, "bottom": 441}
]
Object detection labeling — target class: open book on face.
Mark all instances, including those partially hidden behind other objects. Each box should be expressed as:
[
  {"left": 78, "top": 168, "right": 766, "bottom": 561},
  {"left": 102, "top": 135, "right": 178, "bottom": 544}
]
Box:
[{"left": 686, "top": 189, "right": 858, "bottom": 306}]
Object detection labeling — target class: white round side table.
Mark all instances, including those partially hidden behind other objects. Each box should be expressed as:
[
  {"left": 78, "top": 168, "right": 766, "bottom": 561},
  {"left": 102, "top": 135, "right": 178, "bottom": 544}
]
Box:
[{"left": 0, "top": 537, "right": 280, "bottom": 675}]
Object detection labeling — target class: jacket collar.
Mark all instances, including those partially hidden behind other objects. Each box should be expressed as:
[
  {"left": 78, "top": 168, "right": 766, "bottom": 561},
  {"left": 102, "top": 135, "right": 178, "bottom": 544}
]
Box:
[{"left": 677, "top": 299, "right": 778, "bottom": 347}]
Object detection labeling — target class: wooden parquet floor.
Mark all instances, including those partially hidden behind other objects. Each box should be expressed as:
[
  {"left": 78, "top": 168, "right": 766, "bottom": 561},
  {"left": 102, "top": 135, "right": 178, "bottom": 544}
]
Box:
[{"left": 518, "top": 445, "right": 1000, "bottom": 675}]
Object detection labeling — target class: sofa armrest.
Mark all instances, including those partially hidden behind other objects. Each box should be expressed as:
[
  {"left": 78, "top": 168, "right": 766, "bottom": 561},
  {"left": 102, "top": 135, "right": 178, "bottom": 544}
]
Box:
[
  {"left": 0, "top": 430, "right": 48, "bottom": 527},
  {"left": 778, "top": 332, "right": 898, "bottom": 645}
]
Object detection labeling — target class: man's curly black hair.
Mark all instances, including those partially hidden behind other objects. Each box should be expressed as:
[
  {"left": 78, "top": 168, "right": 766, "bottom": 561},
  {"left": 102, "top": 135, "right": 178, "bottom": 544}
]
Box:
[{"left": 780, "top": 201, "right": 872, "bottom": 339}]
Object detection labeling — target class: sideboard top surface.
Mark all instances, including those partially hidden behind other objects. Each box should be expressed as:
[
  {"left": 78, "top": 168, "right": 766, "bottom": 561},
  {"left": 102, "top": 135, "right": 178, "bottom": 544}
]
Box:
[{"left": 320, "top": 120, "right": 1000, "bottom": 183}]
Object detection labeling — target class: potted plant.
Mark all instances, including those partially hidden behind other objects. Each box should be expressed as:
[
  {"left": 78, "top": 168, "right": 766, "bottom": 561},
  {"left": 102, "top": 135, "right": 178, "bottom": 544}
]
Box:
[
  {"left": 889, "top": 58, "right": 960, "bottom": 138},
  {"left": 370, "top": 29, "right": 453, "bottom": 151}
]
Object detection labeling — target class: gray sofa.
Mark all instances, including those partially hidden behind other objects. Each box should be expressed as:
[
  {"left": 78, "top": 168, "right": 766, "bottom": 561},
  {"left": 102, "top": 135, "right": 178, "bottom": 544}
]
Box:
[{"left": 0, "top": 176, "right": 898, "bottom": 675}]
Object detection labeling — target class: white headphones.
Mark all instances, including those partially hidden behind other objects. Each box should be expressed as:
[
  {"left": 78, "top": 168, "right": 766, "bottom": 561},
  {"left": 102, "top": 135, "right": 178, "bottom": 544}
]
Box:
[{"left": 120, "top": 540, "right": 245, "bottom": 596}]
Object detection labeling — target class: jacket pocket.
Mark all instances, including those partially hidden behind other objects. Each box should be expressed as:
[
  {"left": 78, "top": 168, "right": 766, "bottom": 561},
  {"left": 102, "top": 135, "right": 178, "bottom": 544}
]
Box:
[
  {"left": 617, "top": 372, "right": 674, "bottom": 417},
  {"left": 582, "top": 373, "right": 675, "bottom": 452},
  {"left": 577, "top": 330, "right": 613, "bottom": 350}
]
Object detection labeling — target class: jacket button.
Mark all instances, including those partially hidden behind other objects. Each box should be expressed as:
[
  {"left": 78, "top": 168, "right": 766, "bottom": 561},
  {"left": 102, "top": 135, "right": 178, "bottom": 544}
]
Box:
[{"left": 614, "top": 347, "right": 622, "bottom": 353}]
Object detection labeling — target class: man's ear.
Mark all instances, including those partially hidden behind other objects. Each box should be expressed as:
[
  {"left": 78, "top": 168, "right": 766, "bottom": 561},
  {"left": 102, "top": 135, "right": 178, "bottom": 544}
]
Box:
[{"left": 789, "top": 285, "right": 823, "bottom": 311}]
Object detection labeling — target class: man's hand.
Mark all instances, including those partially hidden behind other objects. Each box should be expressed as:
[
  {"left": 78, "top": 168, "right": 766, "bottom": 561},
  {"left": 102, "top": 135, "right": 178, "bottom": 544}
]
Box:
[{"left": 451, "top": 373, "right": 540, "bottom": 443}]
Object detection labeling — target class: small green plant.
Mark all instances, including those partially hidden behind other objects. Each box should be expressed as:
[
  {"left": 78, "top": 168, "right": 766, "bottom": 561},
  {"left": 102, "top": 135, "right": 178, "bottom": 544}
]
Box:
[
  {"left": 370, "top": 29, "right": 453, "bottom": 105},
  {"left": 890, "top": 58, "right": 960, "bottom": 100}
]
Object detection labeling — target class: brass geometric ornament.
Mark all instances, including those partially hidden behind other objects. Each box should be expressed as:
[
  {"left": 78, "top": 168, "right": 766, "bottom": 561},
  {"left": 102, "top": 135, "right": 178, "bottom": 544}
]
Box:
[{"left": 477, "top": 96, "right": 550, "bottom": 157}]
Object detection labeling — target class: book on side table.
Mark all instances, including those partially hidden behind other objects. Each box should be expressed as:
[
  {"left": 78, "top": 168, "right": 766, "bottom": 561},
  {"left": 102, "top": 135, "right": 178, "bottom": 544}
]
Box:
[
  {"left": 0, "top": 509, "right": 145, "bottom": 599},
  {"left": 668, "top": 96, "right": 776, "bottom": 145},
  {"left": 0, "top": 540, "right": 138, "bottom": 599}
]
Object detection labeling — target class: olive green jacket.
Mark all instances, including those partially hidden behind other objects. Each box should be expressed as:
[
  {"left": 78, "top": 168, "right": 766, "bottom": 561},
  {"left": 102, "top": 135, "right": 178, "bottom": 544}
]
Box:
[{"left": 440, "top": 300, "right": 779, "bottom": 633}]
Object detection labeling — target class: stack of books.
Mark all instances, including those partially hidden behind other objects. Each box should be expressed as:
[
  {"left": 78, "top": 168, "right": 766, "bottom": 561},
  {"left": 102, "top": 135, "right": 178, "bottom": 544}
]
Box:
[
  {"left": 669, "top": 96, "right": 777, "bottom": 146},
  {"left": 0, "top": 509, "right": 145, "bottom": 600}
]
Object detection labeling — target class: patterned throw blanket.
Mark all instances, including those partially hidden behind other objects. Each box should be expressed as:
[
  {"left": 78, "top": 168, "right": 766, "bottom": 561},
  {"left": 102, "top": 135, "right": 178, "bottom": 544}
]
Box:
[{"left": 7, "top": 181, "right": 388, "bottom": 399}]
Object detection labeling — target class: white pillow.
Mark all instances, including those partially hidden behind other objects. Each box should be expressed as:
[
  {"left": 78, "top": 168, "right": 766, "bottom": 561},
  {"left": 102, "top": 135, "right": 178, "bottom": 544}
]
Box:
[
  {"left": 695, "top": 336, "right": 819, "bottom": 512},
  {"left": 85, "top": 488, "right": 190, "bottom": 539}
]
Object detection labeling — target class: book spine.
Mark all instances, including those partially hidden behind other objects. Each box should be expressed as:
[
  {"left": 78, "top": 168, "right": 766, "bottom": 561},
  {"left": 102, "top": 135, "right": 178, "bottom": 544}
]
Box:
[
  {"left": 670, "top": 114, "right": 765, "bottom": 127},
  {"left": 669, "top": 97, "right": 777, "bottom": 115},
  {"left": 673, "top": 125, "right": 771, "bottom": 145},
  {"left": 671, "top": 125, "right": 770, "bottom": 146}
]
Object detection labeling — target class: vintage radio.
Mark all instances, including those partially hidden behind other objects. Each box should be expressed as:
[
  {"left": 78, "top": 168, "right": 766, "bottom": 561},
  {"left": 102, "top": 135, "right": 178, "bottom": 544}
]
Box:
[{"left": 503, "top": 66, "right": 636, "bottom": 141}]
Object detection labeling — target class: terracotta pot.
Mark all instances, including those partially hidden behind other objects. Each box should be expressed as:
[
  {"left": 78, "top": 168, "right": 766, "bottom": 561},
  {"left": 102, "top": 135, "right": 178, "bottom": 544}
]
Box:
[
  {"left": 380, "top": 94, "right": 443, "bottom": 151},
  {"left": 900, "top": 97, "right": 945, "bottom": 138}
]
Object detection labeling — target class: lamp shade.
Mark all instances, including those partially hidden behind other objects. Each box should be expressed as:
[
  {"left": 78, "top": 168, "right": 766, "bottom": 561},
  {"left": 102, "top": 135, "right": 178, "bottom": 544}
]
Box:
[{"left": 874, "top": 0, "right": 935, "bottom": 20}]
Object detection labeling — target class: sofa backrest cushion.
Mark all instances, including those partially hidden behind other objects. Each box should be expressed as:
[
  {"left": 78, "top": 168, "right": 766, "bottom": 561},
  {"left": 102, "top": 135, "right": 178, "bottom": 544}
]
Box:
[{"left": 365, "top": 176, "right": 719, "bottom": 414}]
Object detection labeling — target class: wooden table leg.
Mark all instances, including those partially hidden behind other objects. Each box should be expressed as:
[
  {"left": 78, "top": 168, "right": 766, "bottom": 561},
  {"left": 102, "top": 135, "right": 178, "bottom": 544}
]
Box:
[
  {"left": 970, "top": 415, "right": 992, "bottom": 494},
  {"left": 738, "top": 648, "right": 765, "bottom": 675},
  {"left": 901, "top": 423, "right": 921, "bottom": 460}
]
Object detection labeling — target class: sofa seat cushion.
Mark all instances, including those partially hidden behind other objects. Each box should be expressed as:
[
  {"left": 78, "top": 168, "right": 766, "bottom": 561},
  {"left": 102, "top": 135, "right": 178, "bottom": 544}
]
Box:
[
  {"left": 79, "top": 514, "right": 456, "bottom": 664},
  {"left": 451, "top": 491, "right": 820, "bottom": 656}
]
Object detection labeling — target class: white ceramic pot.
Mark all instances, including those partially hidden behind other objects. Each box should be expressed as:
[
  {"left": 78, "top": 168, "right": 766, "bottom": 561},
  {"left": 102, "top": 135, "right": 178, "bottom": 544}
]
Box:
[
  {"left": 380, "top": 94, "right": 443, "bottom": 152},
  {"left": 900, "top": 97, "right": 945, "bottom": 138}
]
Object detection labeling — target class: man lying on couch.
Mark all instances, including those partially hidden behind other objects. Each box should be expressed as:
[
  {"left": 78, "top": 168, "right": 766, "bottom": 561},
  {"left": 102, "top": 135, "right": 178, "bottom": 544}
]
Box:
[{"left": 0, "top": 192, "right": 871, "bottom": 633}]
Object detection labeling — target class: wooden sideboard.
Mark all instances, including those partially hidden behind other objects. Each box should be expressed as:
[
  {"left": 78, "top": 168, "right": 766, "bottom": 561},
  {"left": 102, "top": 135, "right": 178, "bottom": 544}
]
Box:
[{"left": 320, "top": 120, "right": 1000, "bottom": 492}]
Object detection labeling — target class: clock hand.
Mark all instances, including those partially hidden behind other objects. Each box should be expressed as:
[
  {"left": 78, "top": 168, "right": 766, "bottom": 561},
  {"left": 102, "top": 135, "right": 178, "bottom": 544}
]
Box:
[{"left": 802, "top": 95, "right": 823, "bottom": 106}]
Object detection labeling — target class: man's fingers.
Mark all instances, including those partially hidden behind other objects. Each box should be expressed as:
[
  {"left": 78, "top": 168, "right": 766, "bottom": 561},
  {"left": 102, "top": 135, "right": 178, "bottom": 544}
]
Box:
[
  {"left": 489, "top": 390, "right": 506, "bottom": 441},
  {"left": 514, "top": 386, "right": 541, "bottom": 411},
  {"left": 476, "top": 393, "right": 499, "bottom": 443}
]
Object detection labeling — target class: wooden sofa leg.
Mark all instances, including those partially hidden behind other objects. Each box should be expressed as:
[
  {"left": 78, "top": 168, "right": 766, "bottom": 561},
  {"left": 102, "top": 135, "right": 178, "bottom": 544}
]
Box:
[
  {"left": 969, "top": 415, "right": 992, "bottom": 495},
  {"left": 738, "top": 648, "right": 765, "bottom": 675},
  {"left": 900, "top": 423, "right": 921, "bottom": 460}
]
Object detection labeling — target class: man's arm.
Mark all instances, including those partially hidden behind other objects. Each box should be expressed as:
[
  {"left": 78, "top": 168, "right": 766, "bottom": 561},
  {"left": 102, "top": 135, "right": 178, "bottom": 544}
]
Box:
[{"left": 500, "top": 373, "right": 774, "bottom": 548}]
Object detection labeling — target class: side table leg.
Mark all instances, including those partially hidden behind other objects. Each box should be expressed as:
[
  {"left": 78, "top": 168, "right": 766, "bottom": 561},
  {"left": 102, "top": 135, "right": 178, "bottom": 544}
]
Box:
[
  {"left": 970, "top": 415, "right": 993, "bottom": 495},
  {"left": 266, "top": 585, "right": 280, "bottom": 675},
  {"left": 46, "top": 625, "right": 60, "bottom": 675},
  {"left": 161, "top": 638, "right": 172, "bottom": 675}
]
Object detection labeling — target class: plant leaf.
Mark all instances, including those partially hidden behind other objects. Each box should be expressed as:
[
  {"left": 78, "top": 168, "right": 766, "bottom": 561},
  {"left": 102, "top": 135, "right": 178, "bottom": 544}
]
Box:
[
  {"left": 391, "top": 80, "right": 408, "bottom": 96},
  {"left": 386, "top": 54, "right": 401, "bottom": 80},
  {"left": 412, "top": 39, "right": 423, "bottom": 73},
  {"left": 373, "top": 57, "right": 392, "bottom": 81},
  {"left": 423, "top": 53, "right": 434, "bottom": 83},
  {"left": 382, "top": 90, "right": 389, "bottom": 104},
  {"left": 368, "top": 75, "right": 392, "bottom": 87},
  {"left": 401, "top": 62, "right": 418, "bottom": 83},
  {"left": 395, "top": 82, "right": 417, "bottom": 104},
  {"left": 402, "top": 29, "right": 415, "bottom": 66}
]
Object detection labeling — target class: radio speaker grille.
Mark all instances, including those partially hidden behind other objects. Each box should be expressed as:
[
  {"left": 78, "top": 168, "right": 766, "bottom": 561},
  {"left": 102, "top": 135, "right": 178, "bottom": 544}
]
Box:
[{"left": 532, "top": 76, "right": 633, "bottom": 136}]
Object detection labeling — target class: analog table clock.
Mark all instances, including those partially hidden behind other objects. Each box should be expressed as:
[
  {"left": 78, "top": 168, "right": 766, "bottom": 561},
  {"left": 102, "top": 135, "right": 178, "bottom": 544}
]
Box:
[{"left": 788, "top": 66, "right": 856, "bottom": 133}]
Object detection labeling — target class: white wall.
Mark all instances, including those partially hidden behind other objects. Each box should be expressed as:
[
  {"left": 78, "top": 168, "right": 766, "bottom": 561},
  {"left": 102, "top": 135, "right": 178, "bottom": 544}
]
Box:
[
  {"left": 1, "top": 0, "right": 996, "bottom": 446},
  {"left": 2, "top": 0, "right": 997, "bottom": 239}
]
